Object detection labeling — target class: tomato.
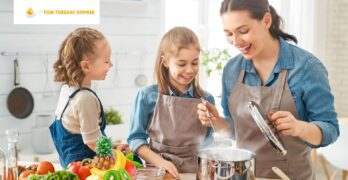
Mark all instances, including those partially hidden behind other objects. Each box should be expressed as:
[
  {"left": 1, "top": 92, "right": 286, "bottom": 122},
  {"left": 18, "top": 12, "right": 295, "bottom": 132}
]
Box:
[
  {"left": 124, "top": 160, "right": 136, "bottom": 177},
  {"left": 19, "top": 170, "right": 36, "bottom": 179},
  {"left": 78, "top": 166, "right": 91, "bottom": 180},
  {"left": 36, "top": 161, "right": 55, "bottom": 175},
  {"left": 67, "top": 161, "right": 81, "bottom": 175},
  {"left": 67, "top": 160, "right": 91, "bottom": 180}
]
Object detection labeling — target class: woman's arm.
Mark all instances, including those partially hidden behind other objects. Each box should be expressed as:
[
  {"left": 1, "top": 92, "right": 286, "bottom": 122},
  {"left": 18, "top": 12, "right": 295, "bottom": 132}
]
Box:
[
  {"left": 136, "top": 145, "right": 179, "bottom": 177},
  {"left": 270, "top": 58, "right": 339, "bottom": 147}
]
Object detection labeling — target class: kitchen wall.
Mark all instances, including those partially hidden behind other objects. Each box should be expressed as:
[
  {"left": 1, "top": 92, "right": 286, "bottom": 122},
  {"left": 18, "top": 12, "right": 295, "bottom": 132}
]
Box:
[
  {"left": 0, "top": 0, "right": 163, "bottom": 150},
  {"left": 326, "top": 0, "right": 348, "bottom": 118}
]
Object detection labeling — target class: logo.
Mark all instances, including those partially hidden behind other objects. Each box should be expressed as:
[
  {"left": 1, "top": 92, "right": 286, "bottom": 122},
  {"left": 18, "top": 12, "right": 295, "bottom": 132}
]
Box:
[{"left": 14, "top": 0, "right": 100, "bottom": 24}]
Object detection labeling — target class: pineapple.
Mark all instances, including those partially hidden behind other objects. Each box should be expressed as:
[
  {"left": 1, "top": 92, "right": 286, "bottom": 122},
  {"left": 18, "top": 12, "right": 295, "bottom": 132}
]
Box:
[{"left": 91, "top": 136, "right": 115, "bottom": 170}]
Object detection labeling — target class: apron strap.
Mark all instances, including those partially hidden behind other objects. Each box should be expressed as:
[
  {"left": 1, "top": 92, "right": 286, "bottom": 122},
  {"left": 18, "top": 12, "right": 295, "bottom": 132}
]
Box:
[
  {"left": 59, "top": 89, "right": 82, "bottom": 120},
  {"left": 271, "top": 69, "right": 288, "bottom": 112},
  {"left": 237, "top": 69, "right": 246, "bottom": 83}
]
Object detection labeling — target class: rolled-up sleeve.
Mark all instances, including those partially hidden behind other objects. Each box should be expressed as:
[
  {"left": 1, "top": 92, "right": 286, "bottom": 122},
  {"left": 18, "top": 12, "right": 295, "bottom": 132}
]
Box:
[
  {"left": 302, "top": 58, "right": 339, "bottom": 148},
  {"left": 127, "top": 90, "right": 151, "bottom": 152}
]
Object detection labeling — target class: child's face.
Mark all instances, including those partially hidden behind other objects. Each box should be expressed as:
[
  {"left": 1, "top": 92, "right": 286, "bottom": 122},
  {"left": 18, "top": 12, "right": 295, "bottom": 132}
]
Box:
[
  {"left": 84, "top": 39, "right": 112, "bottom": 83},
  {"left": 164, "top": 45, "right": 199, "bottom": 93}
]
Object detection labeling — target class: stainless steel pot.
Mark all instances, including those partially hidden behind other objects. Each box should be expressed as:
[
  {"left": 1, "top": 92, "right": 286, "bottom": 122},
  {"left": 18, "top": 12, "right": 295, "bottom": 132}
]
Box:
[{"left": 197, "top": 147, "right": 256, "bottom": 180}]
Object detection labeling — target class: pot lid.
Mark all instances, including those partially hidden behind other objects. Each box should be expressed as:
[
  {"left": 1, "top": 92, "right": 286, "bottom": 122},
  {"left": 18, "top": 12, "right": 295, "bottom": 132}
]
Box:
[{"left": 248, "top": 101, "right": 287, "bottom": 156}]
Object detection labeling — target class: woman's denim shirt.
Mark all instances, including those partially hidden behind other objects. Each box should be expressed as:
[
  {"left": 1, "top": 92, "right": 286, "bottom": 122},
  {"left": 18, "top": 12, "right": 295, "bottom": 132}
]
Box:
[
  {"left": 127, "top": 84, "right": 215, "bottom": 152},
  {"left": 221, "top": 38, "right": 339, "bottom": 148}
]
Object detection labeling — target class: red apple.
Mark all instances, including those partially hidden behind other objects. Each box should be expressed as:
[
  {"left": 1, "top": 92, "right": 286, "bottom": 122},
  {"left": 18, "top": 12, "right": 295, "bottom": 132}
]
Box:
[{"left": 124, "top": 160, "right": 136, "bottom": 177}]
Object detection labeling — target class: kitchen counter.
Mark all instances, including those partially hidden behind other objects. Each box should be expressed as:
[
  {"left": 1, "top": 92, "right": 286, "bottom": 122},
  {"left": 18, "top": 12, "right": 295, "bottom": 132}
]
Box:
[{"left": 163, "top": 173, "right": 281, "bottom": 180}]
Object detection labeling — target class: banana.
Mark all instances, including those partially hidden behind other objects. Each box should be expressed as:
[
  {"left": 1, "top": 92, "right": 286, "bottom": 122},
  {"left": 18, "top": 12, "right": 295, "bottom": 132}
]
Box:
[
  {"left": 90, "top": 167, "right": 107, "bottom": 178},
  {"left": 112, "top": 149, "right": 126, "bottom": 170}
]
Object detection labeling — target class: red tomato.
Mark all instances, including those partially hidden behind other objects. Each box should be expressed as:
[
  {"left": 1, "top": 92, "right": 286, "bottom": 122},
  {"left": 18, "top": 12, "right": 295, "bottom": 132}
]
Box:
[
  {"left": 78, "top": 166, "right": 91, "bottom": 180},
  {"left": 36, "top": 161, "right": 55, "bottom": 175},
  {"left": 67, "top": 161, "right": 81, "bottom": 175},
  {"left": 124, "top": 160, "right": 136, "bottom": 177}
]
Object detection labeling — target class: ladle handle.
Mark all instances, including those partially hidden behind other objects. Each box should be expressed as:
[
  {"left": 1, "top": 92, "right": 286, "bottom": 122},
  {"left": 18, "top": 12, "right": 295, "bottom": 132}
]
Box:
[
  {"left": 272, "top": 167, "right": 291, "bottom": 180},
  {"left": 200, "top": 98, "right": 216, "bottom": 133}
]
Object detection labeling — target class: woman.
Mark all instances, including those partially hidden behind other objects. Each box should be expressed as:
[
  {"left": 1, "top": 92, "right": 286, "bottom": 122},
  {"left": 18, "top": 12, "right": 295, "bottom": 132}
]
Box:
[{"left": 197, "top": 0, "right": 339, "bottom": 179}]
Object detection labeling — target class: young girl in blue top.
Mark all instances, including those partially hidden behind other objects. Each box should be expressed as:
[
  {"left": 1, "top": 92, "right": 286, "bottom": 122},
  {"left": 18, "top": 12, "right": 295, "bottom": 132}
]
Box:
[
  {"left": 50, "top": 27, "right": 113, "bottom": 167},
  {"left": 197, "top": 0, "right": 339, "bottom": 179},
  {"left": 127, "top": 27, "right": 215, "bottom": 177}
]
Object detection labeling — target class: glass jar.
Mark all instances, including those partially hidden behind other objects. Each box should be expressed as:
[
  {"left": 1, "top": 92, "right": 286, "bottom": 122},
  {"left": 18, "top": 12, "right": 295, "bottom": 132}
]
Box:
[
  {"left": 0, "top": 148, "right": 6, "bottom": 180},
  {"left": 135, "top": 164, "right": 165, "bottom": 180},
  {"left": 5, "top": 129, "right": 19, "bottom": 180}
]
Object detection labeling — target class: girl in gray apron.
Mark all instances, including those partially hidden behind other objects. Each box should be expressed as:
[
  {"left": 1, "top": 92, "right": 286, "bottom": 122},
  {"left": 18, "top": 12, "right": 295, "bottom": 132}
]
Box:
[
  {"left": 197, "top": 0, "right": 339, "bottom": 179},
  {"left": 127, "top": 27, "right": 215, "bottom": 177}
]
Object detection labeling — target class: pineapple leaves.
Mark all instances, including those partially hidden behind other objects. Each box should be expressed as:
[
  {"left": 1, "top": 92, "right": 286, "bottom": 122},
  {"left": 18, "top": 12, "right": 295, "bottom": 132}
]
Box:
[{"left": 96, "top": 136, "right": 113, "bottom": 156}]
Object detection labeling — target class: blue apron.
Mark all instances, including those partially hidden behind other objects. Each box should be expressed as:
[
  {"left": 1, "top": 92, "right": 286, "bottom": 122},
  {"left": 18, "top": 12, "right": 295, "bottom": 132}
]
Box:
[{"left": 49, "top": 88, "right": 106, "bottom": 168}]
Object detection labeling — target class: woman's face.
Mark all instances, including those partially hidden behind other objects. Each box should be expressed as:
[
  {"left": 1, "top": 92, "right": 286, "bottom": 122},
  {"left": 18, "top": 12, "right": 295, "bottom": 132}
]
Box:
[
  {"left": 221, "top": 10, "right": 272, "bottom": 60},
  {"left": 163, "top": 45, "right": 199, "bottom": 93}
]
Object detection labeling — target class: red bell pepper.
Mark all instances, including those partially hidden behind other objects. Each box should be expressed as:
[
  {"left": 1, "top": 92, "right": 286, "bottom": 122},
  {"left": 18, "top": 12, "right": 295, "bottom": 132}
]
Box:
[{"left": 67, "top": 158, "right": 92, "bottom": 180}]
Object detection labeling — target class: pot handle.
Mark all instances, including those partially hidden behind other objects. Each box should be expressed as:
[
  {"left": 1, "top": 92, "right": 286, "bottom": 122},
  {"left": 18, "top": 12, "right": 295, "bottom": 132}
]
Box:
[{"left": 14, "top": 59, "right": 19, "bottom": 86}]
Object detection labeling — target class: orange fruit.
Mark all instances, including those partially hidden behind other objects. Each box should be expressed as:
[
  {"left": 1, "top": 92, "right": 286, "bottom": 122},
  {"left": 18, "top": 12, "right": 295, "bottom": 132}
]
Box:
[{"left": 36, "top": 161, "right": 55, "bottom": 175}]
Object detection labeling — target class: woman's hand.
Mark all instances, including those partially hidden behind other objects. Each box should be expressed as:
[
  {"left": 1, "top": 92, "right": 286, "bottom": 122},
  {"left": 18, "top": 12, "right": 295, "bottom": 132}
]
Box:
[
  {"left": 269, "top": 111, "right": 322, "bottom": 145},
  {"left": 197, "top": 101, "right": 219, "bottom": 127},
  {"left": 269, "top": 111, "right": 303, "bottom": 137},
  {"left": 197, "top": 101, "right": 231, "bottom": 135}
]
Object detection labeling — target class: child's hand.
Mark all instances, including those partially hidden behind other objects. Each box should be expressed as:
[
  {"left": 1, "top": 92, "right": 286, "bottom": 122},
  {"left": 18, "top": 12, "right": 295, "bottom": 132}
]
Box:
[
  {"left": 197, "top": 101, "right": 219, "bottom": 127},
  {"left": 113, "top": 143, "right": 131, "bottom": 154},
  {"left": 157, "top": 159, "right": 179, "bottom": 178}
]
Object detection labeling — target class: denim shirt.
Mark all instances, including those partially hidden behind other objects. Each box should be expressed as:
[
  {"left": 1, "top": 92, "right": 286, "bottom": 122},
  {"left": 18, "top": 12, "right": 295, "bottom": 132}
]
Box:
[
  {"left": 221, "top": 38, "right": 339, "bottom": 148},
  {"left": 127, "top": 84, "right": 215, "bottom": 152}
]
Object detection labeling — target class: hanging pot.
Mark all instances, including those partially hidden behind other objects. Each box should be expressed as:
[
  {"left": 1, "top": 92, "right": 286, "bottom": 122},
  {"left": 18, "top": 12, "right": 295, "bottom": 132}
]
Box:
[
  {"left": 7, "top": 59, "right": 34, "bottom": 119},
  {"left": 197, "top": 147, "right": 256, "bottom": 180}
]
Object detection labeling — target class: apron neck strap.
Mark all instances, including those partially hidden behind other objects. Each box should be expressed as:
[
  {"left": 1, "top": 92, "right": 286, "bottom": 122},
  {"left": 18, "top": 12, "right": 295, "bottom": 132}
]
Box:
[
  {"left": 271, "top": 69, "right": 288, "bottom": 112},
  {"left": 237, "top": 69, "right": 246, "bottom": 83}
]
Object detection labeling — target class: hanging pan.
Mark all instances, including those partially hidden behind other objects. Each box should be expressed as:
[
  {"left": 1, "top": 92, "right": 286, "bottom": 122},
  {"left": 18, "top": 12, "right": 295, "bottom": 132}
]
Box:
[{"left": 7, "top": 59, "right": 34, "bottom": 119}]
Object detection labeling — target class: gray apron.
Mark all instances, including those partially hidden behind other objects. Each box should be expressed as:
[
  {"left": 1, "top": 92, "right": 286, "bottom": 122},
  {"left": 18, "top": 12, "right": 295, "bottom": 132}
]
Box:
[
  {"left": 148, "top": 93, "right": 207, "bottom": 173},
  {"left": 228, "top": 69, "right": 314, "bottom": 179}
]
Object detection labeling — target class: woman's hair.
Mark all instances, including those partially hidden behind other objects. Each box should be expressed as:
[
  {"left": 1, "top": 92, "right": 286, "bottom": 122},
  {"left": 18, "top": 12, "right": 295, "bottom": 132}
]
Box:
[
  {"left": 53, "top": 27, "right": 105, "bottom": 87},
  {"left": 154, "top": 27, "right": 204, "bottom": 98},
  {"left": 220, "top": 0, "right": 297, "bottom": 44}
]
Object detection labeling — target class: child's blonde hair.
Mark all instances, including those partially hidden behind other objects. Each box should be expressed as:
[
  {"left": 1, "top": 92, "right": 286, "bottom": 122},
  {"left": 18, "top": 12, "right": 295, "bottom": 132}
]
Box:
[
  {"left": 53, "top": 27, "right": 105, "bottom": 87},
  {"left": 155, "top": 27, "right": 204, "bottom": 98}
]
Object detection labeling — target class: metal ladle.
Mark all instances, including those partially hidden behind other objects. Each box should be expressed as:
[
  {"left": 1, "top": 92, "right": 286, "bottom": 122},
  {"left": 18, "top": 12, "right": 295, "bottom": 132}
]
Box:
[{"left": 200, "top": 98, "right": 216, "bottom": 133}]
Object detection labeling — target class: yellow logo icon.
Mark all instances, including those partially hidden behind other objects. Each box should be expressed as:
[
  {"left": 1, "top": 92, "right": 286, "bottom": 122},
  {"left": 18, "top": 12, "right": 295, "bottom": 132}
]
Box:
[{"left": 26, "top": 8, "right": 34, "bottom": 16}]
